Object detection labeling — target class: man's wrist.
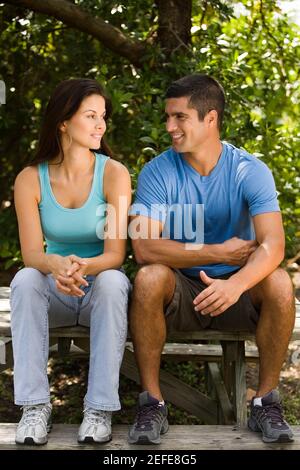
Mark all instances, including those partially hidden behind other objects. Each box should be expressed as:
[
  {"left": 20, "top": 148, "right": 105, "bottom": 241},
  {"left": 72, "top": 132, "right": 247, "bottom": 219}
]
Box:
[
  {"left": 211, "top": 243, "right": 226, "bottom": 264},
  {"left": 228, "top": 272, "right": 248, "bottom": 294}
]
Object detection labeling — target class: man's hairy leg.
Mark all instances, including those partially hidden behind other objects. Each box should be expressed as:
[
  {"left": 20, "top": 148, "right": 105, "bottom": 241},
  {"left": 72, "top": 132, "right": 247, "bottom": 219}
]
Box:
[
  {"left": 250, "top": 268, "right": 295, "bottom": 397},
  {"left": 129, "top": 264, "right": 176, "bottom": 401}
]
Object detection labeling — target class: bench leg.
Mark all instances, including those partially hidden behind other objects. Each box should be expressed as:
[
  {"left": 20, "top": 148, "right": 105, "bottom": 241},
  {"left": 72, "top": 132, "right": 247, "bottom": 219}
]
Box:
[
  {"left": 57, "top": 337, "right": 72, "bottom": 356},
  {"left": 0, "top": 338, "right": 13, "bottom": 373},
  {"left": 207, "top": 362, "right": 235, "bottom": 425},
  {"left": 121, "top": 349, "right": 219, "bottom": 424},
  {"left": 233, "top": 341, "right": 247, "bottom": 426},
  {"left": 221, "top": 340, "right": 247, "bottom": 427}
]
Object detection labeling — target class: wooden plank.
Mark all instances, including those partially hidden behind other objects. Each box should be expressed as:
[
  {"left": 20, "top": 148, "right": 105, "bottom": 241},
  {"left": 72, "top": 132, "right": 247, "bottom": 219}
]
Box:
[
  {"left": 221, "top": 341, "right": 247, "bottom": 427},
  {"left": 233, "top": 341, "right": 247, "bottom": 427},
  {"left": 207, "top": 362, "right": 235, "bottom": 425},
  {"left": 126, "top": 342, "right": 259, "bottom": 362},
  {"left": 121, "top": 349, "right": 219, "bottom": 424},
  {"left": 57, "top": 337, "right": 72, "bottom": 356},
  {"left": 0, "top": 338, "right": 13, "bottom": 373},
  {"left": 73, "top": 337, "right": 90, "bottom": 353},
  {"left": 221, "top": 341, "right": 236, "bottom": 399},
  {"left": 0, "top": 424, "right": 300, "bottom": 450},
  {"left": 0, "top": 287, "right": 10, "bottom": 302}
]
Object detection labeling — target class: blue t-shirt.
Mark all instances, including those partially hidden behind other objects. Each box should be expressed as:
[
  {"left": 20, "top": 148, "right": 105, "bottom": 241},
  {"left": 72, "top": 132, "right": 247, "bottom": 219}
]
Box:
[{"left": 130, "top": 142, "right": 280, "bottom": 278}]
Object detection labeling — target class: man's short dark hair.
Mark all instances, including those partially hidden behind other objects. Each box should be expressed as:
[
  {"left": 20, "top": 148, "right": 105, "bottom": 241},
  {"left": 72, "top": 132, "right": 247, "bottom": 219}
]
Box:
[{"left": 165, "top": 74, "right": 225, "bottom": 130}]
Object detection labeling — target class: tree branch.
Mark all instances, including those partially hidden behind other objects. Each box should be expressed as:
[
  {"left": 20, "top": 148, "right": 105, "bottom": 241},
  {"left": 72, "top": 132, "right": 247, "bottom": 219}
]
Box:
[{"left": 3, "top": 0, "right": 147, "bottom": 66}]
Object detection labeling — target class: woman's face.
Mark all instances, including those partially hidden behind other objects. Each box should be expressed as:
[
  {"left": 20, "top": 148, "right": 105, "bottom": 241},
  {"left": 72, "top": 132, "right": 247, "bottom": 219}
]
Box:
[{"left": 61, "top": 94, "right": 107, "bottom": 150}]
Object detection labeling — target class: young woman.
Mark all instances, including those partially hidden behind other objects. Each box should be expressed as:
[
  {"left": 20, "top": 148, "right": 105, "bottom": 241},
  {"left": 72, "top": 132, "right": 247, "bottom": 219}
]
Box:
[{"left": 10, "top": 78, "right": 131, "bottom": 445}]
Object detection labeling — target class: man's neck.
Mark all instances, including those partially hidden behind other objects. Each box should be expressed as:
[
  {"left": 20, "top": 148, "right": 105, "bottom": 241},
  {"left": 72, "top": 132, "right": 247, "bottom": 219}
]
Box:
[{"left": 183, "top": 140, "right": 223, "bottom": 176}]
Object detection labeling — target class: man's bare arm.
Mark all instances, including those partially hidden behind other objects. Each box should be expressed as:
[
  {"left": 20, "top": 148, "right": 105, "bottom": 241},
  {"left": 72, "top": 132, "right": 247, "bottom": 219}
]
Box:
[
  {"left": 228, "top": 212, "right": 285, "bottom": 291},
  {"left": 131, "top": 216, "right": 256, "bottom": 268},
  {"left": 193, "top": 212, "right": 285, "bottom": 317}
]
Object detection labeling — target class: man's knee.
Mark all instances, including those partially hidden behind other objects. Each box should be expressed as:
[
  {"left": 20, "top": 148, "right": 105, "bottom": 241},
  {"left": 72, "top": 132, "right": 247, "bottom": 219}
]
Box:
[
  {"left": 133, "top": 264, "right": 175, "bottom": 302},
  {"left": 255, "top": 268, "right": 294, "bottom": 309},
  {"left": 262, "top": 268, "right": 293, "bottom": 293}
]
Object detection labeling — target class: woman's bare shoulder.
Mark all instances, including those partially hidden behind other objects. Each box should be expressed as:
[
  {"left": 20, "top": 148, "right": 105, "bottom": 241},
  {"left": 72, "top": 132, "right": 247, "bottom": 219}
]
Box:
[
  {"left": 14, "top": 165, "right": 40, "bottom": 198},
  {"left": 105, "top": 158, "right": 130, "bottom": 179}
]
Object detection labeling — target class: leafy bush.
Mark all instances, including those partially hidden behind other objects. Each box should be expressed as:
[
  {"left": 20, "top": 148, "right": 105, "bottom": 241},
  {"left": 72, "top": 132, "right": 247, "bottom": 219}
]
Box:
[{"left": 0, "top": 0, "right": 299, "bottom": 273}]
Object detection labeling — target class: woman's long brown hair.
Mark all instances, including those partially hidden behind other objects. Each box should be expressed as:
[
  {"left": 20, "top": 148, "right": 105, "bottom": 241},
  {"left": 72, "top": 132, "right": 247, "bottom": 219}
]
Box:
[{"left": 30, "top": 78, "right": 113, "bottom": 165}]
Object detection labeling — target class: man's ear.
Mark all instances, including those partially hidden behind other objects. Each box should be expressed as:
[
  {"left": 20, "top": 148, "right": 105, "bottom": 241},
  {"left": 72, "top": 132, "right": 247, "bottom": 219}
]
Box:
[{"left": 206, "top": 109, "right": 218, "bottom": 126}]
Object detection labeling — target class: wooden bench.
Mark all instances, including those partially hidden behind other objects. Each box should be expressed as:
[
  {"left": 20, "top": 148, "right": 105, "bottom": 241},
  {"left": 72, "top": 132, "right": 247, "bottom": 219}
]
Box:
[
  {"left": 1, "top": 423, "right": 300, "bottom": 450},
  {"left": 1, "top": 286, "right": 299, "bottom": 427}
]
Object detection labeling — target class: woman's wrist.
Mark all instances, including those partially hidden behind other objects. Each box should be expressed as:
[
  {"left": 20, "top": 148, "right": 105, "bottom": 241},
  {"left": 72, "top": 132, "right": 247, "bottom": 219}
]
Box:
[
  {"left": 45, "top": 253, "right": 59, "bottom": 273},
  {"left": 81, "top": 258, "right": 91, "bottom": 275}
]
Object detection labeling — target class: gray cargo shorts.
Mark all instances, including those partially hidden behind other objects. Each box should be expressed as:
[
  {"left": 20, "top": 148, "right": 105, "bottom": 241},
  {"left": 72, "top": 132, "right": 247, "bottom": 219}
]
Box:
[{"left": 165, "top": 269, "right": 260, "bottom": 333}]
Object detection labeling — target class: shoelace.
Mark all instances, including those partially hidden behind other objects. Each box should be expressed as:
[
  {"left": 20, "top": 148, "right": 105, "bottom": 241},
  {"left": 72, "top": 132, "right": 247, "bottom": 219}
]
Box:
[
  {"left": 22, "top": 405, "right": 46, "bottom": 426},
  {"left": 83, "top": 408, "right": 109, "bottom": 425},
  {"left": 256, "top": 402, "right": 285, "bottom": 424},
  {"left": 135, "top": 405, "right": 162, "bottom": 430}
]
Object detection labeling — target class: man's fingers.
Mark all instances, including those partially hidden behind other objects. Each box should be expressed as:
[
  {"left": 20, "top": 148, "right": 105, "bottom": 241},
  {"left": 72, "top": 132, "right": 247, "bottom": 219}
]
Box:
[
  {"left": 200, "top": 299, "right": 225, "bottom": 315},
  {"left": 193, "top": 286, "right": 214, "bottom": 306},
  {"left": 195, "top": 292, "right": 220, "bottom": 312},
  {"left": 207, "top": 303, "right": 227, "bottom": 317}
]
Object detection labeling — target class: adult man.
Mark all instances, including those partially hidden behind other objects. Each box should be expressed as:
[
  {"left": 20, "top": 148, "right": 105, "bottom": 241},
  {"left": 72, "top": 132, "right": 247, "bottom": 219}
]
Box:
[{"left": 128, "top": 74, "right": 295, "bottom": 445}]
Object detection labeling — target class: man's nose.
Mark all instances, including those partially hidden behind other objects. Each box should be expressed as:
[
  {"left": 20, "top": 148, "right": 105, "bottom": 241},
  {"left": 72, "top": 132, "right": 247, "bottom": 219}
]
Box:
[{"left": 166, "top": 118, "right": 177, "bottom": 132}]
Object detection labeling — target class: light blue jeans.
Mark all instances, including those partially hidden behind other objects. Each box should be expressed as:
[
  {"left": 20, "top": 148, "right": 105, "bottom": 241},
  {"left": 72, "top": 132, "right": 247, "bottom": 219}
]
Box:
[{"left": 10, "top": 267, "right": 131, "bottom": 410}]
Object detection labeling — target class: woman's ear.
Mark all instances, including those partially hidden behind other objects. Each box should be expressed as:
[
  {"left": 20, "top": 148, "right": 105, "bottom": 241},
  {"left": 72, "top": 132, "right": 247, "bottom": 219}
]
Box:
[{"left": 59, "top": 122, "right": 67, "bottom": 133}]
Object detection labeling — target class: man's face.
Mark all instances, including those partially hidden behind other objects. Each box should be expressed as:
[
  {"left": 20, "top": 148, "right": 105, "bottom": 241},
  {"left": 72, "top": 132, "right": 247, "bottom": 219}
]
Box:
[{"left": 165, "top": 96, "right": 210, "bottom": 154}]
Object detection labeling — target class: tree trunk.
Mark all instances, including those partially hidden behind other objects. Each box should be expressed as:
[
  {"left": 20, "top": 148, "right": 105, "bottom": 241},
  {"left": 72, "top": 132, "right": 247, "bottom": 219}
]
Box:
[{"left": 156, "top": 0, "right": 192, "bottom": 54}]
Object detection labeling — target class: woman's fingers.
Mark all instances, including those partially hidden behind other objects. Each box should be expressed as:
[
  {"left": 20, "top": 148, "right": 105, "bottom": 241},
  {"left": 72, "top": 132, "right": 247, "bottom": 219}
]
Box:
[
  {"left": 70, "top": 284, "right": 85, "bottom": 297},
  {"left": 57, "top": 274, "right": 75, "bottom": 286},
  {"left": 56, "top": 278, "right": 85, "bottom": 297},
  {"left": 72, "top": 271, "right": 88, "bottom": 286},
  {"left": 66, "top": 262, "right": 80, "bottom": 276},
  {"left": 55, "top": 279, "right": 71, "bottom": 295}
]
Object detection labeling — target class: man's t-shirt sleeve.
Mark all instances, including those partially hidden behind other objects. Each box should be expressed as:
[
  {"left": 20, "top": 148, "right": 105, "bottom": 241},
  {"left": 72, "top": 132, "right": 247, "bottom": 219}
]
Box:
[
  {"left": 129, "top": 161, "right": 168, "bottom": 222},
  {"left": 241, "top": 160, "right": 280, "bottom": 216}
]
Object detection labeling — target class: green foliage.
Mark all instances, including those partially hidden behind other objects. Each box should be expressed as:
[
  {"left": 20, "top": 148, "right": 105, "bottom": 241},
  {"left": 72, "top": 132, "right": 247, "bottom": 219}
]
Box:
[{"left": 0, "top": 0, "right": 299, "bottom": 272}]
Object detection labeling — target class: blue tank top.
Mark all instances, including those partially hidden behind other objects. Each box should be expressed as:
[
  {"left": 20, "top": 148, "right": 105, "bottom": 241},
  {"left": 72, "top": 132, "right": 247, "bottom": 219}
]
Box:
[{"left": 38, "top": 153, "right": 109, "bottom": 258}]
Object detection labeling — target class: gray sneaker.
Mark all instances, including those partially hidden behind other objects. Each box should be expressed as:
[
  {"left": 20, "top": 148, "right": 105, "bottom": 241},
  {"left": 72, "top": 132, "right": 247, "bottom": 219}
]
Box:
[
  {"left": 78, "top": 408, "right": 112, "bottom": 443},
  {"left": 128, "top": 391, "right": 169, "bottom": 445},
  {"left": 248, "top": 389, "right": 293, "bottom": 443},
  {"left": 15, "top": 403, "right": 52, "bottom": 445}
]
